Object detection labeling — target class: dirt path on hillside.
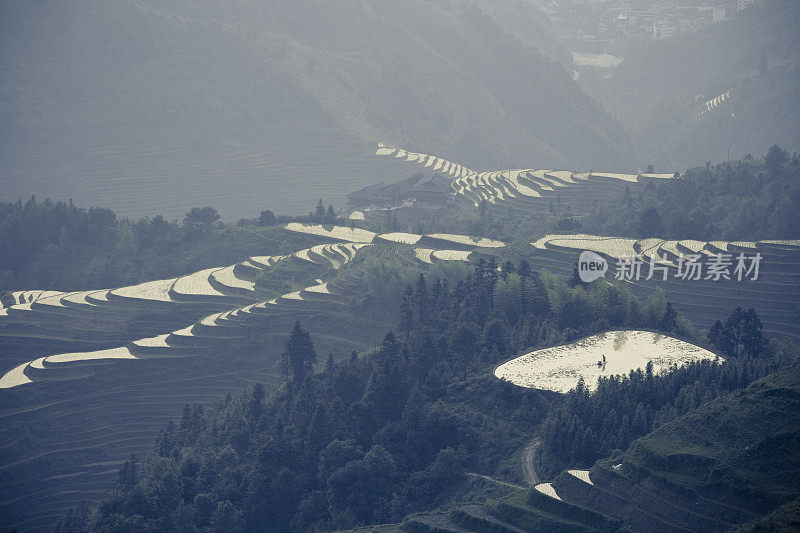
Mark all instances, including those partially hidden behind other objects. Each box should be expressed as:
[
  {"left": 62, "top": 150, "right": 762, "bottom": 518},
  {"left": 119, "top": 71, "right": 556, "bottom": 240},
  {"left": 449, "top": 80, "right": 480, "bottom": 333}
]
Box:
[
  {"left": 522, "top": 437, "right": 542, "bottom": 485},
  {"left": 467, "top": 472, "right": 528, "bottom": 491}
]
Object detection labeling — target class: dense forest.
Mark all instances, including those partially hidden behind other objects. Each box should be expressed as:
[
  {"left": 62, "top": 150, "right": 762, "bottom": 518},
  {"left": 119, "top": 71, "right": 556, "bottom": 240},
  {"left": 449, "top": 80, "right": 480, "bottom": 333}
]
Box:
[
  {"left": 54, "top": 255, "right": 792, "bottom": 531},
  {"left": 0, "top": 198, "right": 334, "bottom": 295},
  {"left": 2, "top": 152, "right": 796, "bottom": 532},
  {"left": 594, "top": 145, "right": 800, "bottom": 240},
  {"left": 0, "top": 198, "right": 228, "bottom": 292}
]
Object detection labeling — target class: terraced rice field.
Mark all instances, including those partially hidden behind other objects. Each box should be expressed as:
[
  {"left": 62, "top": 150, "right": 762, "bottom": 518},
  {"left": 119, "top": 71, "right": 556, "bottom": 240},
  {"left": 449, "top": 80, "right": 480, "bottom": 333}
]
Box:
[
  {"left": 413, "top": 248, "right": 436, "bottom": 264},
  {"left": 495, "top": 330, "right": 719, "bottom": 393},
  {"left": 572, "top": 51, "right": 623, "bottom": 68},
  {"left": 0, "top": 227, "right": 511, "bottom": 530},
  {"left": 285, "top": 222, "right": 376, "bottom": 243},
  {"left": 425, "top": 234, "right": 505, "bottom": 249},
  {"left": 2, "top": 217, "right": 796, "bottom": 529},
  {"left": 375, "top": 143, "right": 475, "bottom": 178},
  {"left": 567, "top": 469, "right": 593, "bottom": 485},
  {"left": 0, "top": 253, "right": 383, "bottom": 527},
  {"left": 535, "top": 482, "right": 563, "bottom": 500},
  {"left": 111, "top": 278, "right": 177, "bottom": 302},
  {"left": 417, "top": 459, "right": 754, "bottom": 533},
  {"left": 376, "top": 232, "right": 423, "bottom": 245},
  {"left": 0, "top": 240, "right": 379, "bottom": 390},
  {"left": 702, "top": 90, "right": 732, "bottom": 115},
  {"left": 528, "top": 234, "right": 800, "bottom": 341},
  {"left": 540, "top": 235, "right": 638, "bottom": 260},
  {"left": 0, "top": 228, "right": 498, "bottom": 392},
  {"left": 431, "top": 250, "right": 473, "bottom": 262},
  {"left": 375, "top": 144, "right": 675, "bottom": 213},
  {"left": 1, "top": 291, "right": 64, "bottom": 308}
]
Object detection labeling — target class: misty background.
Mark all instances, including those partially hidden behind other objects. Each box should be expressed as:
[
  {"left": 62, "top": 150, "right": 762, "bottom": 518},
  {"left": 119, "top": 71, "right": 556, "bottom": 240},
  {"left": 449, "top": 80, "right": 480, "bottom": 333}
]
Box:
[{"left": 1, "top": 0, "right": 798, "bottom": 220}]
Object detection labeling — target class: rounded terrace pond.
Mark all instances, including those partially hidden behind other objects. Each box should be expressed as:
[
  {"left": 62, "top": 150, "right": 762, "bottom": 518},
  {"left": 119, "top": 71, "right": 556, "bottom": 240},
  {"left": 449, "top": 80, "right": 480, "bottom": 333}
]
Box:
[{"left": 495, "top": 330, "right": 720, "bottom": 393}]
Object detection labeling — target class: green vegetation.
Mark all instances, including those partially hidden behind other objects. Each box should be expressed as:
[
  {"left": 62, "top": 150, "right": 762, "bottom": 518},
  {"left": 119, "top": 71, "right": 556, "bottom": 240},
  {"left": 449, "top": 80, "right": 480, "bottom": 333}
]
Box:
[
  {"left": 0, "top": 197, "right": 321, "bottom": 294},
  {"left": 182, "top": 207, "right": 221, "bottom": 236},
  {"left": 66, "top": 263, "right": 548, "bottom": 531},
  {"left": 620, "top": 361, "right": 800, "bottom": 513},
  {"left": 421, "top": 147, "right": 800, "bottom": 243},
  {"left": 732, "top": 497, "right": 800, "bottom": 532},
  {"left": 3, "top": 2, "right": 800, "bottom": 530},
  {"left": 397, "top": 351, "right": 800, "bottom": 533},
  {"left": 60, "top": 254, "right": 774, "bottom": 531},
  {"left": 709, "top": 306, "right": 769, "bottom": 358},
  {"left": 595, "top": 147, "right": 800, "bottom": 240},
  {"left": 486, "top": 490, "right": 611, "bottom": 532},
  {"left": 540, "top": 304, "right": 782, "bottom": 477},
  {"left": 7, "top": 151, "right": 800, "bottom": 529}
]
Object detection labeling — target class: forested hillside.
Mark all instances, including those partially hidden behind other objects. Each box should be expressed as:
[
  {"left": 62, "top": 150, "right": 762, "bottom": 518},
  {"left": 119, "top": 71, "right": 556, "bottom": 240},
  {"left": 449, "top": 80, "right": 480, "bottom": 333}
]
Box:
[
  {"left": 0, "top": 199, "right": 323, "bottom": 292},
  {"left": 617, "top": 360, "right": 800, "bottom": 515},
  {"left": 57, "top": 255, "right": 791, "bottom": 531},
  {"left": 540, "top": 306, "right": 784, "bottom": 477},
  {"left": 2, "top": 1, "right": 799, "bottom": 530},
  {"left": 588, "top": 146, "right": 800, "bottom": 240},
  {"left": 428, "top": 147, "right": 800, "bottom": 243},
  {"left": 397, "top": 357, "right": 800, "bottom": 533},
  {"left": 4, "top": 181, "right": 796, "bottom": 529}
]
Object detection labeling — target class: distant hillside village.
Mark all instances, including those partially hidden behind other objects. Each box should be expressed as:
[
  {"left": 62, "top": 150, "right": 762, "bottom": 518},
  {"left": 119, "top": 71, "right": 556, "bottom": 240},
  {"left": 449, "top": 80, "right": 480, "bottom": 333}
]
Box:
[{"left": 546, "top": 0, "right": 758, "bottom": 49}]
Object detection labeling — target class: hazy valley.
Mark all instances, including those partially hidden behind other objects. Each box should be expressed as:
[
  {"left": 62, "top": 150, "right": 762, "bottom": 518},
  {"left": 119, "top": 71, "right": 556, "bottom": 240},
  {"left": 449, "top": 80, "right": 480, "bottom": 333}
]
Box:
[{"left": 1, "top": 1, "right": 799, "bottom": 532}]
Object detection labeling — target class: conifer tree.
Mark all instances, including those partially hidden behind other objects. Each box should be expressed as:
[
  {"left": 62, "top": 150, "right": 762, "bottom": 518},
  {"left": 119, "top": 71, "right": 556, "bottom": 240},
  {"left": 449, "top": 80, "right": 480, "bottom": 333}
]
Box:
[{"left": 282, "top": 321, "right": 317, "bottom": 383}]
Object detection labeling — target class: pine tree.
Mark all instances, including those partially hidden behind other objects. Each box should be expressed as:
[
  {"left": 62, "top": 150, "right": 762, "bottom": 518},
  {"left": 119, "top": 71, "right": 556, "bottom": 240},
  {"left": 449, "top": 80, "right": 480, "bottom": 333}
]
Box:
[
  {"left": 474, "top": 258, "right": 487, "bottom": 281},
  {"left": 708, "top": 319, "right": 730, "bottom": 354},
  {"left": 740, "top": 308, "right": 766, "bottom": 357},
  {"left": 580, "top": 428, "right": 595, "bottom": 464},
  {"left": 658, "top": 302, "right": 678, "bottom": 333},
  {"left": 402, "top": 386, "right": 425, "bottom": 428},
  {"left": 487, "top": 256, "right": 498, "bottom": 285},
  {"left": 116, "top": 455, "right": 137, "bottom": 493},
  {"left": 314, "top": 199, "right": 325, "bottom": 220},
  {"left": 632, "top": 403, "right": 648, "bottom": 435},
  {"left": 249, "top": 383, "right": 266, "bottom": 422},
  {"left": 518, "top": 259, "right": 531, "bottom": 279},
  {"left": 325, "top": 351, "right": 336, "bottom": 374},
  {"left": 282, "top": 321, "right": 317, "bottom": 383}
]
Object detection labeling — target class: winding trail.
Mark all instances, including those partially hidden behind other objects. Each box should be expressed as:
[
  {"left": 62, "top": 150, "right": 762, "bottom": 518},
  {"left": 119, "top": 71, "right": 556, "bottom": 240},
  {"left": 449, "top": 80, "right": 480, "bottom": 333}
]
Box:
[
  {"left": 464, "top": 436, "right": 541, "bottom": 491},
  {"left": 467, "top": 472, "right": 527, "bottom": 491},
  {"left": 522, "top": 437, "right": 542, "bottom": 485}
]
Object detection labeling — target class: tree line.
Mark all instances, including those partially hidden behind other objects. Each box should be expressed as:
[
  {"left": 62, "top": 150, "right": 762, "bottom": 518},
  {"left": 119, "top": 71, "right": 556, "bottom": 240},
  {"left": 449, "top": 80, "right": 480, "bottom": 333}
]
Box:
[{"left": 0, "top": 197, "right": 340, "bottom": 296}]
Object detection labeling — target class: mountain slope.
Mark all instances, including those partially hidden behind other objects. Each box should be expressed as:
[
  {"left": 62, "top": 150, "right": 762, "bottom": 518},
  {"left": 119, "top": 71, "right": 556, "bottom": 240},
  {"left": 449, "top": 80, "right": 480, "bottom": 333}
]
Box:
[
  {"left": 399, "top": 361, "right": 800, "bottom": 533},
  {"left": 580, "top": 0, "right": 800, "bottom": 169},
  {"left": 620, "top": 361, "right": 800, "bottom": 515},
  {"left": 0, "top": 0, "right": 631, "bottom": 220}
]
